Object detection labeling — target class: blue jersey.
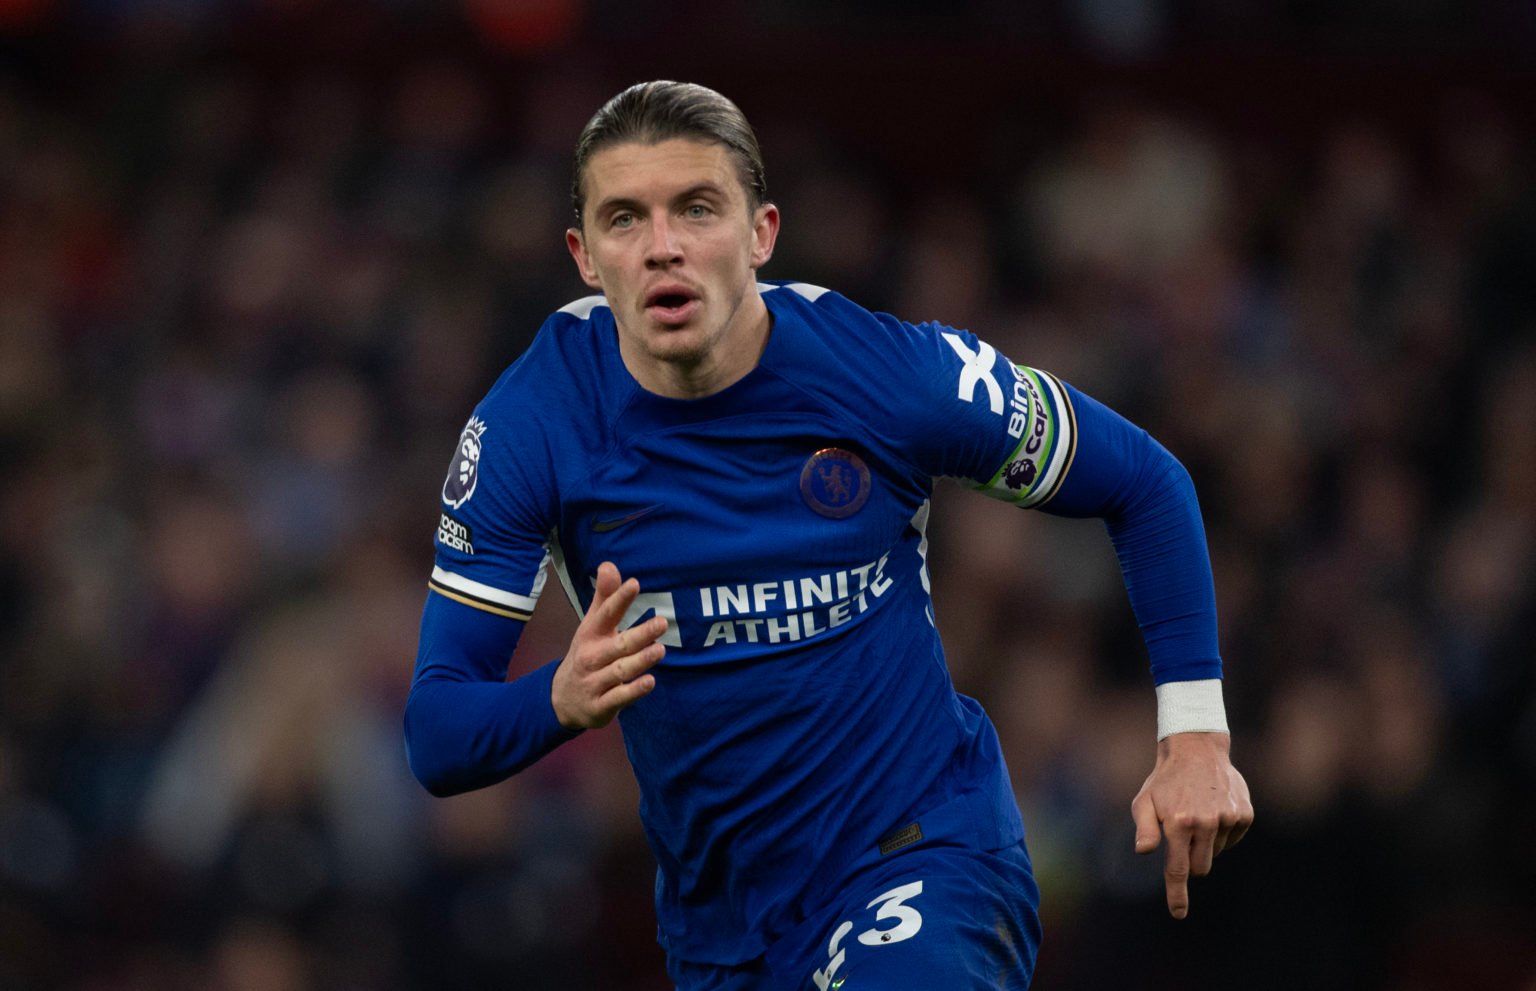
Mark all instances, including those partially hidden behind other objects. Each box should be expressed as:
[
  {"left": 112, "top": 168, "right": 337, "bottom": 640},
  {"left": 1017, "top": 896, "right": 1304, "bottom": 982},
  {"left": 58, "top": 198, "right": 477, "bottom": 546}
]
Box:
[{"left": 406, "top": 282, "right": 1222, "bottom": 966}]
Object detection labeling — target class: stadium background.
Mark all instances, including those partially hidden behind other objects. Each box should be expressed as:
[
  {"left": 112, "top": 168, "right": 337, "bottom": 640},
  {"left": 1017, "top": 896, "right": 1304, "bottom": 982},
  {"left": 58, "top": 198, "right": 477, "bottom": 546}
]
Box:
[{"left": 1, "top": 0, "right": 1534, "bottom": 987}]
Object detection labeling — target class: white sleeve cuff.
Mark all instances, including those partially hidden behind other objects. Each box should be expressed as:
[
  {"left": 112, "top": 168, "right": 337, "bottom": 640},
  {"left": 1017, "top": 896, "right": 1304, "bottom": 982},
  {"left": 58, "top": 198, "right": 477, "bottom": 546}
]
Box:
[{"left": 1156, "top": 678, "right": 1229, "bottom": 740}]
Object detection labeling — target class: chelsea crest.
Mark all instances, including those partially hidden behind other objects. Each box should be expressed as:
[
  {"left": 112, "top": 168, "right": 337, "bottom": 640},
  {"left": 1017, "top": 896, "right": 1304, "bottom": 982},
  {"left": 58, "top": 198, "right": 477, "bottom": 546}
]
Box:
[{"left": 800, "top": 447, "right": 871, "bottom": 519}]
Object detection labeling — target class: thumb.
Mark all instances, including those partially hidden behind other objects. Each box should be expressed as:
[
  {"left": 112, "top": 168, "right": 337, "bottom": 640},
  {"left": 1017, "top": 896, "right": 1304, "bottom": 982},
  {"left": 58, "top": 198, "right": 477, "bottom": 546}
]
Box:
[{"left": 1132, "top": 791, "right": 1162, "bottom": 855}]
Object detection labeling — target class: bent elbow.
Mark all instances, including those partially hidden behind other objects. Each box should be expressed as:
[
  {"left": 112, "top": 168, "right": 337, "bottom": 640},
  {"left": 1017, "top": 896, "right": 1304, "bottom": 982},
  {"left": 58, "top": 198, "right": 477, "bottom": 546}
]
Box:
[
  {"left": 406, "top": 753, "right": 459, "bottom": 799},
  {"left": 403, "top": 696, "right": 467, "bottom": 798}
]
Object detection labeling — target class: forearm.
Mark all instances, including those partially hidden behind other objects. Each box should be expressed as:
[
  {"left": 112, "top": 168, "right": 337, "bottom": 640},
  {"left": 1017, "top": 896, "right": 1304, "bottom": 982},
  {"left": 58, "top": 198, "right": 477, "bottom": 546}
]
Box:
[
  {"left": 404, "top": 592, "right": 580, "bottom": 796},
  {"left": 404, "top": 658, "right": 580, "bottom": 796},
  {"left": 1102, "top": 457, "right": 1222, "bottom": 684},
  {"left": 1043, "top": 384, "right": 1222, "bottom": 686}
]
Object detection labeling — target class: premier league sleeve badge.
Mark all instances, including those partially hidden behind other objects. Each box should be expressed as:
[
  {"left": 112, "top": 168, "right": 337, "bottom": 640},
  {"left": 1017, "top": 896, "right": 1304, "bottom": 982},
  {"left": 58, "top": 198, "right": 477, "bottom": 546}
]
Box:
[{"left": 442, "top": 416, "right": 488, "bottom": 509}]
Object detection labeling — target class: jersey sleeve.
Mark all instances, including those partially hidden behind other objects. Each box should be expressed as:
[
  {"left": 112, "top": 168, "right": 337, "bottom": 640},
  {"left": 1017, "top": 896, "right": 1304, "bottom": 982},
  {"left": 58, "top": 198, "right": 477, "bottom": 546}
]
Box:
[
  {"left": 405, "top": 593, "right": 581, "bottom": 796},
  {"left": 1041, "top": 383, "right": 1223, "bottom": 685},
  {"left": 871, "top": 315, "right": 1221, "bottom": 687},
  {"left": 427, "top": 409, "right": 557, "bottom": 621},
  {"left": 867, "top": 315, "right": 1076, "bottom": 505},
  {"left": 403, "top": 400, "right": 581, "bottom": 797}
]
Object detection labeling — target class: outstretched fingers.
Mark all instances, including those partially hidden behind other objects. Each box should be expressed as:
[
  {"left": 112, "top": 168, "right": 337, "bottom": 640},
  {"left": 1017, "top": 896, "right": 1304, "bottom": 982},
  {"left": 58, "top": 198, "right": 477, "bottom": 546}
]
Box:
[
  {"left": 598, "top": 632, "right": 665, "bottom": 702},
  {"left": 584, "top": 562, "right": 639, "bottom": 642},
  {"left": 552, "top": 562, "right": 668, "bottom": 730},
  {"left": 590, "top": 613, "right": 667, "bottom": 717}
]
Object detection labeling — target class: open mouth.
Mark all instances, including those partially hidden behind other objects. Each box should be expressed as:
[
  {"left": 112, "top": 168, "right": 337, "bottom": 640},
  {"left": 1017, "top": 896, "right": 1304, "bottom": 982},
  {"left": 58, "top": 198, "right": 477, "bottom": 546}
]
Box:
[{"left": 645, "top": 287, "right": 699, "bottom": 323}]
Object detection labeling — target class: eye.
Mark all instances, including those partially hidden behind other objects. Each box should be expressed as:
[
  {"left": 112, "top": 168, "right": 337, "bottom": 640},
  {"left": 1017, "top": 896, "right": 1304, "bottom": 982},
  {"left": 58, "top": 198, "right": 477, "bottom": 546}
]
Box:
[
  {"left": 685, "top": 203, "right": 711, "bottom": 220},
  {"left": 611, "top": 212, "right": 636, "bottom": 229}
]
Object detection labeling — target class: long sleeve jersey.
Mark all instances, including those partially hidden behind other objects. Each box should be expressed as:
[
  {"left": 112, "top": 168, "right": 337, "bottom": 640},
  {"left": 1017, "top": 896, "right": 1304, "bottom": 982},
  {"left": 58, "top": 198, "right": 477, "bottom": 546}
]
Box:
[{"left": 404, "top": 282, "right": 1222, "bottom": 965}]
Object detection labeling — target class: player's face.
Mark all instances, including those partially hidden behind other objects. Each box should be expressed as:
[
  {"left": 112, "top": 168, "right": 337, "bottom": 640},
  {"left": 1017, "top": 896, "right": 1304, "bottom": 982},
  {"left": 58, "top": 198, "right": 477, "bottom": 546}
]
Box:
[{"left": 566, "top": 138, "right": 779, "bottom": 398}]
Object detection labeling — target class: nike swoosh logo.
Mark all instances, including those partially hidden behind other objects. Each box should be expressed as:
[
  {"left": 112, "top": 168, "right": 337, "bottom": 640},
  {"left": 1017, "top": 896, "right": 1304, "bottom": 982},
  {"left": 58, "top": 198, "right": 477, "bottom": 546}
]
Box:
[{"left": 591, "top": 504, "right": 662, "bottom": 532}]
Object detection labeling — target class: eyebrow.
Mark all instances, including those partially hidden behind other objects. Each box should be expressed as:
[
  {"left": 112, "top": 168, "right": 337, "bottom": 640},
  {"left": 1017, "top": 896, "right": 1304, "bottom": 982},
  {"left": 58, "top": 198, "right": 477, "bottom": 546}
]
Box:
[{"left": 671, "top": 182, "right": 727, "bottom": 203}]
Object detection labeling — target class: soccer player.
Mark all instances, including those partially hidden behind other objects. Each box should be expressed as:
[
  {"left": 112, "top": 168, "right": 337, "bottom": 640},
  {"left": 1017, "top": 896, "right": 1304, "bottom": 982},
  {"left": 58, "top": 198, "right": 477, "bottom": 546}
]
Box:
[{"left": 405, "top": 81, "right": 1252, "bottom": 989}]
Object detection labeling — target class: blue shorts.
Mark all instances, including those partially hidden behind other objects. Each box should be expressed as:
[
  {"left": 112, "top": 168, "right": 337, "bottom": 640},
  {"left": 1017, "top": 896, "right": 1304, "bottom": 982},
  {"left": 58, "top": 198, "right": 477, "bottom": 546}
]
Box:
[{"left": 668, "top": 841, "right": 1041, "bottom": 990}]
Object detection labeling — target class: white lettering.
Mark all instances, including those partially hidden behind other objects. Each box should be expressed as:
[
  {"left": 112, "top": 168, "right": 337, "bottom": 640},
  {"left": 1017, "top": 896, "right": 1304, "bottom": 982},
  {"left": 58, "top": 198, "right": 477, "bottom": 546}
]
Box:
[
  {"left": 941, "top": 333, "right": 1004, "bottom": 414},
  {"left": 672, "top": 553, "right": 908, "bottom": 651},
  {"left": 436, "top": 515, "right": 475, "bottom": 554},
  {"left": 800, "top": 574, "right": 834, "bottom": 606},
  {"left": 752, "top": 581, "right": 779, "bottom": 612},
  {"left": 718, "top": 584, "right": 750, "bottom": 616},
  {"left": 857, "top": 881, "right": 924, "bottom": 946},
  {"left": 802, "top": 610, "right": 827, "bottom": 637},
  {"left": 766, "top": 614, "right": 801, "bottom": 643},
  {"left": 812, "top": 922, "right": 854, "bottom": 991},
  {"left": 1006, "top": 370, "right": 1041, "bottom": 439},
  {"left": 437, "top": 530, "right": 473, "bottom": 553}
]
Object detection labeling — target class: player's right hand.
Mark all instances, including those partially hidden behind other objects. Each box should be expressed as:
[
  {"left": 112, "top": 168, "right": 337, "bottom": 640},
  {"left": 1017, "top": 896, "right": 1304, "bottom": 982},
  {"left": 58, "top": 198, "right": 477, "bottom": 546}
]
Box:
[{"left": 551, "top": 561, "right": 667, "bottom": 730}]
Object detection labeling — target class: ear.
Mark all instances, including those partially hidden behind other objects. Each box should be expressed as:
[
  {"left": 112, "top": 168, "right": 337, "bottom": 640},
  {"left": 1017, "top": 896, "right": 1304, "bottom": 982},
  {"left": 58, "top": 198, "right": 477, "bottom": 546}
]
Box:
[
  {"left": 566, "top": 228, "right": 603, "bottom": 290},
  {"left": 750, "top": 202, "right": 780, "bottom": 271}
]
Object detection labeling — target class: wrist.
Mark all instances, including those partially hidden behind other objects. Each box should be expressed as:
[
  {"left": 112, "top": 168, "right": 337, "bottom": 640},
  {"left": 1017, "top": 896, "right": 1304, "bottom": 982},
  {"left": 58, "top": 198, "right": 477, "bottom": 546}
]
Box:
[
  {"left": 545, "top": 657, "right": 586, "bottom": 734},
  {"left": 1155, "top": 678, "right": 1228, "bottom": 740}
]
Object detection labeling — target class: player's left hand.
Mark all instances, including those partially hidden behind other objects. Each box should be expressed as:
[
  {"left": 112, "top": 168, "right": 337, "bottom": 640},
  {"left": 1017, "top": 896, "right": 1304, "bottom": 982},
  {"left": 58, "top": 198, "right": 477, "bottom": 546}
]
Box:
[{"left": 1131, "top": 731, "right": 1253, "bottom": 920}]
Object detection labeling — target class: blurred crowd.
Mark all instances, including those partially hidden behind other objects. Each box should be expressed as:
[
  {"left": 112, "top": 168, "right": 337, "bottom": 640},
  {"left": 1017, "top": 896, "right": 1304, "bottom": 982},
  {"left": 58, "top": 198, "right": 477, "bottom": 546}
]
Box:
[{"left": 1, "top": 3, "right": 1534, "bottom": 989}]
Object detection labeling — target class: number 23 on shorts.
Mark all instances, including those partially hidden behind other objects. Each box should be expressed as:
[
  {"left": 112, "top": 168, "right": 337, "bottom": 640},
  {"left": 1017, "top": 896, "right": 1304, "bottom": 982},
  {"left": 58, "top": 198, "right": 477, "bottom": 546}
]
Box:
[{"left": 811, "top": 880, "right": 925, "bottom": 990}]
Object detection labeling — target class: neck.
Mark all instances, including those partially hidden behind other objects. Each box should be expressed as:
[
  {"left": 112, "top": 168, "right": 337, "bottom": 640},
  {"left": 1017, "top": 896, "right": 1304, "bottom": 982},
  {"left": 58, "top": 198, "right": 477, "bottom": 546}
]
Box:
[{"left": 625, "top": 291, "right": 772, "bottom": 400}]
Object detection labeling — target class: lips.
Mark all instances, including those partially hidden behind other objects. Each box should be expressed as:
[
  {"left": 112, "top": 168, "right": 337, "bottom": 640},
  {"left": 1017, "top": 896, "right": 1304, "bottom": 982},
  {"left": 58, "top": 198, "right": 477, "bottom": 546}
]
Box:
[{"left": 644, "top": 284, "right": 700, "bottom": 324}]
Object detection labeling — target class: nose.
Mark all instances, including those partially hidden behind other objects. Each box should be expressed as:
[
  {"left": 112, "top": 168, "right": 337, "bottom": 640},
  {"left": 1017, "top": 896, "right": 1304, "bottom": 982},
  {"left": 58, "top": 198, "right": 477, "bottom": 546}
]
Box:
[{"left": 644, "top": 215, "right": 683, "bottom": 268}]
